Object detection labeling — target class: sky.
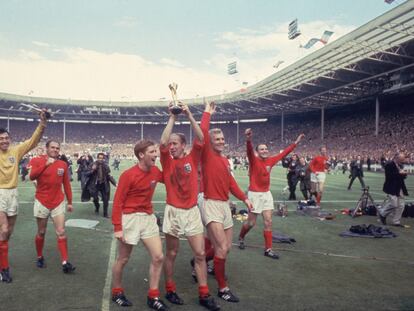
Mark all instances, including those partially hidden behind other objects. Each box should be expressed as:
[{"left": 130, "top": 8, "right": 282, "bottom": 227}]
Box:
[{"left": 0, "top": 0, "right": 405, "bottom": 102}]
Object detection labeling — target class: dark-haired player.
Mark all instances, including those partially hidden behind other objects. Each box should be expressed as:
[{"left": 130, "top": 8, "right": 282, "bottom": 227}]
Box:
[
  {"left": 30, "top": 140, "right": 75, "bottom": 273},
  {"left": 238, "top": 129, "right": 304, "bottom": 258},
  {"left": 0, "top": 110, "right": 47, "bottom": 283}
]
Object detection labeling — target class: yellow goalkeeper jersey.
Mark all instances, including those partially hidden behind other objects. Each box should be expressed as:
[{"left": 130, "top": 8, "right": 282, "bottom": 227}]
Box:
[{"left": 0, "top": 124, "right": 46, "bottom": 189}]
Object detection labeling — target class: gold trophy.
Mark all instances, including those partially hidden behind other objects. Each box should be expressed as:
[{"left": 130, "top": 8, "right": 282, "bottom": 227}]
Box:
[{"left": 168, "top": 82, "right": 183, "bottom": 115}]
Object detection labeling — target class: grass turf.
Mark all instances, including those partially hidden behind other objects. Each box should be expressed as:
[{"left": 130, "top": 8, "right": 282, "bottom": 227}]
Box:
[{"left": 1, "top": 161, "right": 413, "bottom": 311}]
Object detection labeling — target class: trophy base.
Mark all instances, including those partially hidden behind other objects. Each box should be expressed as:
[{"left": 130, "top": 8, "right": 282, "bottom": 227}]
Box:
[{"left": 170, "top": 106, "right": 183, "bottom": 115}]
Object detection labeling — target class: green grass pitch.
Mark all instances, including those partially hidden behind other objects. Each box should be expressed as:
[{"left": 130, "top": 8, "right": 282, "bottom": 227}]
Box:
[{"left": 1, "top": 161, "right": 413, "bottom": 311}]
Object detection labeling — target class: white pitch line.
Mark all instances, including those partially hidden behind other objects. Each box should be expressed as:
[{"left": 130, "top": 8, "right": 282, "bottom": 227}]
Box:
[
  {"left": 101, "top": 237, "right": 117, "bottom": 311},
  {"left": 18, "top": 199, "right": 414, "bottom": 205}
]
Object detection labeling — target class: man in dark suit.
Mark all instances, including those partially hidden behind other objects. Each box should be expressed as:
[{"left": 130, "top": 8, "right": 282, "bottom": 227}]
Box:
[
  {"left": 83, "top": 153, "right": 116, "bottom": 218},
  {"left": 377, "top": 152, "right": 408, "bottom": 226},
  {"left": 347, "top": 155, "right": 366, "bottom": 190}
]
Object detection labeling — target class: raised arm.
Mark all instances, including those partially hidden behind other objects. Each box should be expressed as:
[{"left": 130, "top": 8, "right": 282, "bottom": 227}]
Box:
[
  {"left": 268, "top": 133, "right": 305, "bottom": 166},
  {"left": 17, "top": 110, "right": 48, "bottom": 159},
  {"left": 160, "top": 104, "right": 177, "bottom": 147},
  {"left": 182, "top": 103, "right": 203, "bottom": 143},
  {"left": 245, "top": 128, "right": 255, "bottom": 163}
]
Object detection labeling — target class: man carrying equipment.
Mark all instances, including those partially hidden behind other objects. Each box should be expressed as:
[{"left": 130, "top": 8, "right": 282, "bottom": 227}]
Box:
[
  {"left": 111, "top": 140, "right": 169, "bottom": 311},
  {"left": 30, "top": 140, "right": 75, "bottom": 273},
  {"left": 238, "top": 129, "right": 304, "bottom": 259},
  {"left": 160, "top": 102, "right": 220, "bottom": 310},
  {"left": 0, "top": 110, "right": 47, "bottom": 283}
]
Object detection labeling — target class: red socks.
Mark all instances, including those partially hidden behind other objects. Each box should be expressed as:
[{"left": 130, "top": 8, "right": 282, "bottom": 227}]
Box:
[
  {"left": 112, "top": 287, "right": 124, "bottom": 296},
  {"left": 148, "top": 288, "right": 160, "bottom": 299},
  {"left": 35, "top": 235, "right": 45, "bottom": 258},
  {"left": 57, "top": 237, "right": 68, "bottom": 262},
  {"left": 316, "top": 193, "right": 322, "bottom": 205},
  {"left": 199, "top": 285, "right": 210, "bottom": 298},
  {"left": 213, "top": 256, "right": 227, "bottom": 289},
  {"left": 0, "top": 240, "right": 9, "bottom": 269},
  {"left": 264, "top": 230, "right": 273, "bottom": 250},
  {"left": 165, "top": 280, "right": 176, "bottom": 293}
]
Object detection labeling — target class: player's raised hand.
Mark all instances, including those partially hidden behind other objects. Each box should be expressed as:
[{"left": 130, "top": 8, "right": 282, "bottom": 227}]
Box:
[
  {"left": 295, "top": 133, "right": 305, "bottom": 144},
  {"left": 204, "top": 100, "right": 216, "bottom": 114},
  {"left": 167, "top": 102, "right": 179, "bottom": 117},
  {"left": 39, "top": 108, "right": 48, "bottom": 124},
  {"left": 180, "top": 102, "right": 190, "bottom": 116},
  {"left": 245, "top": 128, "right": 253, "bottom": 141}
]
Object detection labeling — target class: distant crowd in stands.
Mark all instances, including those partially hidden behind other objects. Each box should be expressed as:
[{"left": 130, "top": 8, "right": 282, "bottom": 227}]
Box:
[{"left": 3, "top": 101, "right": 414, "bottom": 176}]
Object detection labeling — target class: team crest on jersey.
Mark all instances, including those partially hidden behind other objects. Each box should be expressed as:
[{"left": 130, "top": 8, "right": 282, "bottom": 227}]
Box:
[
  {"left": 150, "top": 180, "right": 157, "bottom": 189},
  {"left": 8, "top": 156, "right": 15, "bottom": 164},
  {"left": 57, "top": 168, "right": 64, "bottom": 176},
  {"left": 184, "top": 163, "right": 192, "bottom": 173}
]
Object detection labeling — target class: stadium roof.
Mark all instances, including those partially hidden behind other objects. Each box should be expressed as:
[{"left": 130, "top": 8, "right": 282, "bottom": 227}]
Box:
[{"left": 1, "top": 0, "right": 414, "bottom": 121}]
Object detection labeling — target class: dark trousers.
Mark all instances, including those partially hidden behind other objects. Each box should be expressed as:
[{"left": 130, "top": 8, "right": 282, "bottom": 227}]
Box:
[
  {"left": 287, "top": 174, "right": 297, "bottom": 200},
  {"left": 93, "top": 183, "right": 109, "bottom": 216},
  {"left": 348, "top": 175, "right": 365, "bottom": 189}
]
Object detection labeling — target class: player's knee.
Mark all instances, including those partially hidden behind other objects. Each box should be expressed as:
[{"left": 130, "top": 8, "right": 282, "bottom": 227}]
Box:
[
  {"left": 247, "top": 220, "right": 256, "bottom": 228},
  {"left": 152, "top": 253, "right": 164, "bottom": 265},
  {"left": 216, "top": 244, "right": 229, "bottom": 256},
  {"left": 0, "top": 224, "right": 10, "bottom": 239},
  {"left": 166, "top": 248, "right": 178, "bottom": 259},
  {"left": 55, "top": 228, "right": 65, "bottom": 237},
  {"left": 264, "top": 219, "right": 272, "bottom": 229},
  {"left": 117, "top": 255, "right": 130, "bottom": 266},
  {"left": 37, "top": 230, "right": 46, "bottom": 237},
  {"left": 194, "top": 249, "right": 206, "bottom": 262}
]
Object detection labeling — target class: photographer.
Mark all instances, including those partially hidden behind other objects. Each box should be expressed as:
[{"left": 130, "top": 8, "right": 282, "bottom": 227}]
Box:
[
  {"left": 77, "top": 153, "right": 93, "bottom": 190},
  {"left": 286, "top": 154, "right": 299, "bottom": 200},
  {"left": 347, "top": 155, "right": 366, "bottom": 190},
  {"left": 83, "top": 153, "right": 116, "bottom": 218},
  {"left": 296, "top": 157, "right": 311, "bottom": 200},
  {"left": 377, "top": 152, "right": 408, "bottom": 227}
]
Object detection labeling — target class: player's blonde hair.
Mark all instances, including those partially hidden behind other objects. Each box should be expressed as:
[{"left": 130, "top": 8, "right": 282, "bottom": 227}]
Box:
[{"left": 209, "top": 128, "right": 223, "bottom": 140}]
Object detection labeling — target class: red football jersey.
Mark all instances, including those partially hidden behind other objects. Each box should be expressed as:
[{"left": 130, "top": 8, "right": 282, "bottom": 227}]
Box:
[
  {"left": 200, "top": 112, "right": 247, "bottom": 202},
  {"left": 29, "top": 155, "right": 72, "bottom": 209},
  {"left": 247, "top": 141, "right": 296, "bottom": 192},
  {"left": 112, "top": 165, "right": 163, "bottom": 232},
  {"left": 160, "top": 140, "right": 203, "bottom": 209},
  {"left": 309, "top": 155, "right": 328, "bottom": 173}
]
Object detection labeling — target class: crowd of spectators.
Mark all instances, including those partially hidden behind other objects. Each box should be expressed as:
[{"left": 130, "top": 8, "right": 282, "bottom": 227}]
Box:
[{"left": 1, "top": 101, "right": 413, "bottom": 164}]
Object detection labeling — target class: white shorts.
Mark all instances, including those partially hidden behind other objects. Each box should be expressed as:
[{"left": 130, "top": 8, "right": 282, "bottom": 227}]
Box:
[
  {"left": 0, "top": 188, "right": 19, "bottom": 216},
  {"left": 200, "top": 199, "right": 233, "bottom": 230},
  {"left": 122, "top": 213, "right": 159, "bottom": 245},
  {"left": 162, "top": 204, "right": 204, "bottom": 238},
  {"left": 34, "top": 199, "right": 65, "bottom": 219},
  {"left": 248, "top": 191, "right": 274, "bottom": 214},
  {"left": 311, "top": 172, "right": 326, "bottom": 183}
]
